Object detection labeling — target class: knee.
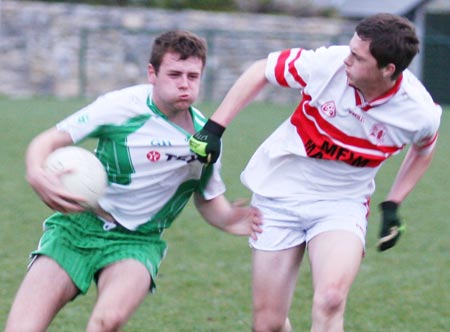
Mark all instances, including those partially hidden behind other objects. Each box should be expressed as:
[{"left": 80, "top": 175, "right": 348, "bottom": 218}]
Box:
[
  {"left": 86, "top": 310, "right": 127, "bottom": 332},
  {"left": 253, "top": 321, "right": 287, "bottom": 332},
  {"left": 252, "top": 310, "right": 289, "bottom": 332},
  {"left": 313, "top": 285, "right": 347, "bottom": 316}
]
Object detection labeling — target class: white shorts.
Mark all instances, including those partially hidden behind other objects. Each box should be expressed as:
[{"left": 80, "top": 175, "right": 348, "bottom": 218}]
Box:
[{"left": 249, "top": 194, "right": 369, "bottom": 251}]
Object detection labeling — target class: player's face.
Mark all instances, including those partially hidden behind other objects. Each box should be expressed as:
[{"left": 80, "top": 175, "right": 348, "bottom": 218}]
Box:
[
  {"left": 344, "top": 33, "right": 384, "bottom": 90},
  {"left": 148, "top": 52, "right": 203, "bottom": 113}
]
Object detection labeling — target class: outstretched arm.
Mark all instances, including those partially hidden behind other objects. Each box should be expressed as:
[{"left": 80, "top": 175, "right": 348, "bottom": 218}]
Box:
[
  {"left": 189, "top": 59, "right": 268, "bottom": 163},
  {"left": 210, "top": 59, "right": 268, "bottom": 127},
  {"left": 194, "top": 193, "right": 263, "bottom": 240}
]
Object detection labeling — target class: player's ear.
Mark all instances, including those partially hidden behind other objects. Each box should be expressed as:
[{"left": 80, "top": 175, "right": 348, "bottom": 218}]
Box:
[
  {"left": 147, "top": 63, "right": 157, "bottom": 84},
  {"left": 382, "top": 63, "right": 396, "bottom": 80}
]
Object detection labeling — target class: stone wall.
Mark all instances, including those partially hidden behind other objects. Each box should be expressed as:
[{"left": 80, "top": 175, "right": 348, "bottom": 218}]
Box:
[{"left": 0, "top": 1, "right": 354, "bottom": 104}]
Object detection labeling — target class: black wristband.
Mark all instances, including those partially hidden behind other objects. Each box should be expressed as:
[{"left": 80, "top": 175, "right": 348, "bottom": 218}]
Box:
[
  {"left": 204, "top": 119, "right": 226, "bottom": 138},
  {"left": 380, "top": 201, "right": 399, "bottom": 211}
]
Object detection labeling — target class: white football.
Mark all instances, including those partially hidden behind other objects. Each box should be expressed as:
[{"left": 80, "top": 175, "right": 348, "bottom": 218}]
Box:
[{"left": 45, "top": 146, "right": 108, "bottom": 209}]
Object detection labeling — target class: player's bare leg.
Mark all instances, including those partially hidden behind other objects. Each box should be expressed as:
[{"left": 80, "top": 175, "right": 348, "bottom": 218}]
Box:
[
  {"left": 283, "top": 317, "right": 292, "bottom": 332},
  {"left": 86, "top": 259, "right": 151, "bottom": 332},
  {"left": 5, "top": 255, "right": 79, "bottom": 332},
  {"left": 308, "top": 231, "right": 363, "bottom": 332},
  {"left": 252, "top": 246, "right": 304, "bottom": 332}
]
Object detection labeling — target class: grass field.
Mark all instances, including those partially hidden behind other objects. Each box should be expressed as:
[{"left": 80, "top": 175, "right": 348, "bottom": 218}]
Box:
[{"left": 0, "top": 96, "right": 448, "bottom": 331}]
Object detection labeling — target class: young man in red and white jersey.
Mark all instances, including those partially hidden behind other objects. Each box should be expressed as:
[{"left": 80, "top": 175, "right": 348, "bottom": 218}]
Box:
[{"left": 190, "top": 13, "right": 442, "bottom": 332}]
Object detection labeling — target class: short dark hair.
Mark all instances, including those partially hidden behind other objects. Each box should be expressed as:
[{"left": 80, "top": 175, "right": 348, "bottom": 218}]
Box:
[
  {"left": 355, "top": 13, "right": 419, "bottom": 80},
  {"left": 149, "top": 30, "right": 207, "bottom": 73}
]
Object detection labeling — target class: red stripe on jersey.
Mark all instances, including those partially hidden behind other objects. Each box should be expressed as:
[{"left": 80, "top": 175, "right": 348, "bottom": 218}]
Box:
[
  {"left": 353, "top": 74, "right": 403, "bottom": 111},
  {"left": 290, "top": 93, "right": 403, "bottom": 167},
  {"left": 287, "top": 49, "right": 306, "bottom": 87},
  {"left": 274, "top": 49, "right": 306, "bottom": 87},
  {"left": 371, "top": 74, "right": 403, "bottom": 104},
  {"left": 417, "top": 132, "right": 438, "bottom": 149},
  {"left": 274, "top": 50, "right": 291, "bottom": 86}
]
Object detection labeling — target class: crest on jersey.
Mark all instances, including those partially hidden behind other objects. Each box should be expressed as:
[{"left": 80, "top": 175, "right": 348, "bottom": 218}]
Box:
[
  {"left": 370, "top": 123, "right": 387, "bottom": 143},
  {"left": 320, "top": 101, "right": 337, "bottom": 117},
  {"left": 146, "top": 150, "right": 161, "bottom": 162}
]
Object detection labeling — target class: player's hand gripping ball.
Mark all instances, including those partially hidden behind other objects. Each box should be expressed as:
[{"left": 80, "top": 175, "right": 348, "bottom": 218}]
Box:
[
  {"left": 45, "top": 146, "right": 108, "bottom": 209},
  {"left": 189, "top": 119, "right": 225, "bottom": 164}
]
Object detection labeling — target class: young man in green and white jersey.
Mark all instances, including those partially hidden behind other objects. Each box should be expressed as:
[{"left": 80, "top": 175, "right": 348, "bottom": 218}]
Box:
[{"left": 5, "top": 30, "right": 262, "bottom": 332}]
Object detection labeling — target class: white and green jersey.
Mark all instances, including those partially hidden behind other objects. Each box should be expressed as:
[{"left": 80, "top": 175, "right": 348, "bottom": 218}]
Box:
[{"left": 57, "top": 84, "right": 225, "bottom": 231}]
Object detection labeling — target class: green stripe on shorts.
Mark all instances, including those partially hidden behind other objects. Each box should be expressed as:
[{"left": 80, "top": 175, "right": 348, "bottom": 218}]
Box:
[{"left": 32, "top": 211, "right": 167, "bottom": 294}]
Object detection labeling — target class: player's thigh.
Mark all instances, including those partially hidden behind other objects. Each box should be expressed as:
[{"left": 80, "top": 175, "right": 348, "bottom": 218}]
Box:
[
  {"left": 252, "top": 245, "right": 305, "bottom": 317},
  {"left": 89, "top": 259, "right": 151, "bottom": 326},
  {"left": 308, "top": 231, "right": 363, "bottom": 292},
  {"left": 5, "top": 255, "right": 78, "bottom": 332}
]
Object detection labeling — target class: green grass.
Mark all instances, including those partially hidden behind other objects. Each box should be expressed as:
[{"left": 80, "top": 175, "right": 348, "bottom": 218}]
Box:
[{"left": 0, "top": 96, "right": 449, "bottom": 331}]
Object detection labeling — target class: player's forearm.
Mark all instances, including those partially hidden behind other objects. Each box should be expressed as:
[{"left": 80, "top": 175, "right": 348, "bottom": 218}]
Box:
[
  {"left": 26, "top": 128, "right": 73, "bottom": 183},
  {"left": 210, "top": 59, "right": 268, "bottom": 127},
  {"left": 194, "top": 194, "right": 261, "bottom": 237},
  {"left": 194, "top": 194, "right": 231, "bottom": 231},
  {"left": 204, "top": 206, "right": 256, "bottom": 236},
  {"left": 386, "top": 145, "right": 436, "bottom": 203}
]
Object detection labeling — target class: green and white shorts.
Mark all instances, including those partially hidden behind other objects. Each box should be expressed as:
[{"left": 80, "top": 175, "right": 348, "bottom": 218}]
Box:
[{"left": 30, "top": 211, "right": 167, "bottom": 294}]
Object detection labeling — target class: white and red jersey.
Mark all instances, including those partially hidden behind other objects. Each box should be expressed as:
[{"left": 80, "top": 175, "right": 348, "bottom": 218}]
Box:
[{"left": 240, "top": 46, "right": 441, "bottom": 201}]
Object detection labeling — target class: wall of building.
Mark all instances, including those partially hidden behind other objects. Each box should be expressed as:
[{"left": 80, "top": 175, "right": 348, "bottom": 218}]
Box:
[
  {"left": 3, "top": 1, "right": 446, "bottom": 105},
  {"left": 0, "top": 1, "right": 354, "bottom": 104}
]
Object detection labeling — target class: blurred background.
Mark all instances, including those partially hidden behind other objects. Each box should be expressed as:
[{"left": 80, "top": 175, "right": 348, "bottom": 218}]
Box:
[
  {"left": 0, "top": 0, "right": 448, "bottom": 105},
  {"left": 1, "top": 2, "right": 448, "bottom": 331}
]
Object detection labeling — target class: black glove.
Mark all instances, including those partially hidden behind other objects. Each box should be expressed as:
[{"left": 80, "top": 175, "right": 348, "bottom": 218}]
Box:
[
  {"left": 189, "top": 119, "right": 225, "bottom": 164},
  {"left": 377, "top": 201, "right": 405, "bottom": 251}
]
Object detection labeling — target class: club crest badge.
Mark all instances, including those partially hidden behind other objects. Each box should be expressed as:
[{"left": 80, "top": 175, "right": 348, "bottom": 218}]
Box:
[
  {"left": 370, "top": 123, "right": 387, "bottom": 143},
  {"left": 320, "top": 101, "right": 337, "bottom": 117},
  {"left": 146, "top": 150, "right": 161, "bottom": 162}
]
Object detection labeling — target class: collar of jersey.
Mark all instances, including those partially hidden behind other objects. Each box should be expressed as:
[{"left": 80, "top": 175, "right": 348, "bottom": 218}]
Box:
[
  {"left": 353, "top": 73, "right": 403, "bottom": 111},
  {"left": 146, "top": 96, "right": 195, "bottom": 137}
]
